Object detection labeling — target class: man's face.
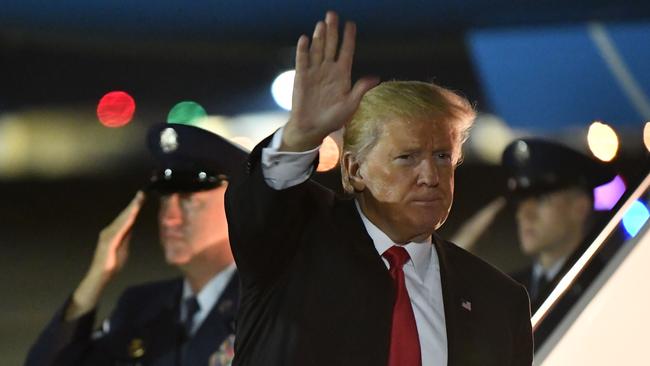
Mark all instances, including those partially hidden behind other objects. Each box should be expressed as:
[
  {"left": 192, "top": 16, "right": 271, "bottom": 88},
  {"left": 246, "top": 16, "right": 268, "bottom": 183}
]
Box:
[
  {"left": 158, "top": 184, "right": 229, "bottom": 267},
  {"left": 353, "top": 118, "right": 457, "bottom": 243},
  {"left": 515, "top": 189, "right": 590, "bottom": 257}
]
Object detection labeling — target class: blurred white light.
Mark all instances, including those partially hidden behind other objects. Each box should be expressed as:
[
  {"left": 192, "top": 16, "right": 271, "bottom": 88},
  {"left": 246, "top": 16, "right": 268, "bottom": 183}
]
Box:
[
  {"left": 467, "top": 114, "right": 515, "bottom": 164},
  {"left": 192, "top": 115, "right": 231, "bottom": 137},
  {"left": 271, "top": 70, "right": 295, "bottom": 111},
  {"left": 587, "top": 121, "right": 619, "bottom": 162},
  {"left": 643, "top": 122, "right": 650, "bottom": 151},
  {"left": 231, "top": 136, "right": 255, "bottom": 151},
  {"left": 0, "top": 109, "right": 141, "bottom": 179}
]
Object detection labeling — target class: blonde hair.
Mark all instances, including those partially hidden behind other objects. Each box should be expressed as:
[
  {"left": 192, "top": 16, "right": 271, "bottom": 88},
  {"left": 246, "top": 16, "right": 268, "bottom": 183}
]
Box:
[{"left": 341, "top": 80, "right": 476, "bottom": 193}]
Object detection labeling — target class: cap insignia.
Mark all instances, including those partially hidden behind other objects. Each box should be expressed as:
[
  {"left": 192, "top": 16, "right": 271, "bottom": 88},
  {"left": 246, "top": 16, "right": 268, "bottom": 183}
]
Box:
[
  {"left": 160, "top": 128, "right": 179, "bottom": 153},
  {"left": 514, "top": 140, "right": 530, "bottom": 163}
]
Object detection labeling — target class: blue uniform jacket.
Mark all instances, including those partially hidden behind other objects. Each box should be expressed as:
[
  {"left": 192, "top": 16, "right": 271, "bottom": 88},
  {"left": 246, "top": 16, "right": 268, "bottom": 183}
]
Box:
[{"left": 25, "top": 273, "right": 239, "bottom": 366}]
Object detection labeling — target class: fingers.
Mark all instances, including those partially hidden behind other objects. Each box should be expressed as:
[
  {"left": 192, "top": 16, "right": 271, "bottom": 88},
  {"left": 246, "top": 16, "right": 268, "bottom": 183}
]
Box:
[
  {"left": 308, "top": 12, "right": 345, "bottom": 67},
  {"left": 309, "top": 21, "right": 326, "bottom": 66},
  {"left": 324, "top": 11, "right": 339, "bottom": 62},
  {"left": 349, "top": 76, "right": 380, "bottom": 106},
  {"left": 338, "top": 21, "right": 357, "bottom": 69},
  {"left": 295, "top": 35, "right": 310, "bottom": 72},
  {"left": 123, "top": 191, "right": 146, "bottom": 228},
  {"left": 119, "top": 232, "right": 133, "bottom": 254},
  {"left": 110, "top": 191, "right": 146, "bottom": 233}
]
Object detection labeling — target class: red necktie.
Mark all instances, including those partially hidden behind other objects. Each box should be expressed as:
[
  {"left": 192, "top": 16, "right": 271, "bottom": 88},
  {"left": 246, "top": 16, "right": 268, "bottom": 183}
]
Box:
[{"left": 383, "top": 246, "right": 422, "bottom": 366}]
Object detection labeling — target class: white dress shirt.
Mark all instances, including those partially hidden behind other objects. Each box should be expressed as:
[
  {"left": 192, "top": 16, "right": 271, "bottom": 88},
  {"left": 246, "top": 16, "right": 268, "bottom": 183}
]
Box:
[
  {"left": 532, "top": 256, "right": 567, "bottom": 284},
  {"left": 530, "top": 256, "right": 567, "bottom": 299},
  {"left": 181, "top": 262, "right": 237, "bottom": 336},
  {"left": 261, "top": 127, "right": 448, "bottom": 365}
]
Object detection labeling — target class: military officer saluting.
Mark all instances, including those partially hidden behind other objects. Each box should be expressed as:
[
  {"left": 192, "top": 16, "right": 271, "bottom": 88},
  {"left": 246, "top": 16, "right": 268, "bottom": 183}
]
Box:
[
  {"left": 503, "top": 138, "right": 615, "bottom": 309},
  {"left": 26, "top": 122, "right": 247, "bottom": 366},
  {"left": 449, "top": 137, "right": 616, "bottom": 348}
]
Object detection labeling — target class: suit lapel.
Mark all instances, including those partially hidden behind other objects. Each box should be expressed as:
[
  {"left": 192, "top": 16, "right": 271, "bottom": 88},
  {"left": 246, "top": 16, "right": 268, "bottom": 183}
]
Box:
[
  {"left": 332, "top": 196, "right": 394, "bottom": 362},
  {"left": 432, "top": 234, "right": 475, "bottom": 365},
  {"left": 333, "top": 197, "right": 391, "bottom": 281}
]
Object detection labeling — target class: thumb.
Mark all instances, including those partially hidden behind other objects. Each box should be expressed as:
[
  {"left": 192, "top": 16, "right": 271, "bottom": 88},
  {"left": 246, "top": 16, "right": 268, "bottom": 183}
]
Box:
[{"left": 349, "top": 76, "right": 380, "bottom": 105}]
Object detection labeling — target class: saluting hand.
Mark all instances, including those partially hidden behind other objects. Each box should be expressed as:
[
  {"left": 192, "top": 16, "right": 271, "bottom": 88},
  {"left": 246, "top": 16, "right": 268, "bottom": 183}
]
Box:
[
  {"left": 90, "top": 190, "right": 146, "bottom": 280},
  {"left": 450, "top": 197, "right": 506, "bottom": 252},
  {"left": 65, "top": 191, "right": 146, "bottom": 321},
  {"left": 281, "top": 11, "right": 379, "bottom": 152}
]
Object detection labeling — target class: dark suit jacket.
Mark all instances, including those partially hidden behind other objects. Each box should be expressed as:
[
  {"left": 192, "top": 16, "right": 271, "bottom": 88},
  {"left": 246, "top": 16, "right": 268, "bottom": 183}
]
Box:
[
  {"left": 511, "top": 267, "right": 545, "bottom": 311},
  {"left": 25, "top": 274, "right": 239, "bottom": 366},
  {"left": 225, "top": 138, "right": 533, "bottom": 366},
  {"left": 512, "top": 248, "right": 605, "bottom": 348}
]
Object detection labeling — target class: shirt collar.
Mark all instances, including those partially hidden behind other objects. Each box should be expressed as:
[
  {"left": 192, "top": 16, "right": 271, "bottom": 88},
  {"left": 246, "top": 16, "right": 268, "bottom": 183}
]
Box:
[
  {"left": 354, "top": 200, "right": 434, "bottom": 280},
  {"left": 532, "top": 256, "right": 568, "bottom": 282},
  {"left": 182, "top": 262, "right": 237, "bottom": 312}
]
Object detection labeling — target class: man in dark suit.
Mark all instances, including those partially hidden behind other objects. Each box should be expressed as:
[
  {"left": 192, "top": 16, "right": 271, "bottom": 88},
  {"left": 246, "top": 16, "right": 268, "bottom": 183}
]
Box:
[
  {"left": 225, "top": 11, "right": 533, "bottom": 366},
  {"left": 26, "top": 122, "right": 247, "bottom": 366}
]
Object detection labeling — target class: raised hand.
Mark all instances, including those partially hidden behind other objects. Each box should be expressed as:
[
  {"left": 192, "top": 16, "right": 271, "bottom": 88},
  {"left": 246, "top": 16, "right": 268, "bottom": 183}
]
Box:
[
  {"left": 65, "top": 191, "right": 146, "bottom": 320},
  {"left": 281, "top": 11, "right": 379, "bottom": 152},
  {"left": 450, "top": 197, "right": 506, "bottom": 252},
  {"left": 90, "top": 190, "right": 145, "bottom": 279}
]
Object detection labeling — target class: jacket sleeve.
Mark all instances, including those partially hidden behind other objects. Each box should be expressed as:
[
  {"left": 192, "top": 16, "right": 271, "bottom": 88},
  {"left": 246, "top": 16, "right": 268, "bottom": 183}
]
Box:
[
  {"left": 24, "top": 296, "right": 99, "bottom": 366},
  {"left": 25, "top": 291, "right": 133, "bottom": 366},
  {"left": 225, "top": 133, "right": 321, "bottom": 290}
]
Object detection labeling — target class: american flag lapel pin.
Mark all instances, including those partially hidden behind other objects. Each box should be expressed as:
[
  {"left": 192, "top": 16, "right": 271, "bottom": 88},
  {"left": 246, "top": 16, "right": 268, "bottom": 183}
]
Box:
[{"left": 461, "top": 299, "right": 472, "bottom": 312}]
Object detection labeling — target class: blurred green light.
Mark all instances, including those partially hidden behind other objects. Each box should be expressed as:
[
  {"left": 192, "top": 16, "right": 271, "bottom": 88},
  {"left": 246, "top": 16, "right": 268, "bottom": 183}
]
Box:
[{"left": 167, "top": 101, "right": 207, "bottom": 125}]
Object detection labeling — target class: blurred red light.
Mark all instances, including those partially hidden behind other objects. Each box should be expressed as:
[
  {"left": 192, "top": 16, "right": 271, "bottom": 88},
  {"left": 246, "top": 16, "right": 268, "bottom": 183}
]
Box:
[{"left": 97, "top": 91, "right": 136, "bottom": 127}]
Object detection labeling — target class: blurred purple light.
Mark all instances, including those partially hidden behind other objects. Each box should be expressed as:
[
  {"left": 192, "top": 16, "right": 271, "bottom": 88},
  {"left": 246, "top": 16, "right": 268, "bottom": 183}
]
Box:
[{"left": 594, "top": 175, "right": 626, "bottom": 211}]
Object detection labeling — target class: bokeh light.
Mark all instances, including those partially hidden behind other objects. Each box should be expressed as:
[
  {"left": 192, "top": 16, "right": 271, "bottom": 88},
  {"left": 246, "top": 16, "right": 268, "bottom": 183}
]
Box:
[
  {"left": 317, "top": 136, "right": 340, "bottom": 172},
  {"left": 643, "top": 122, "right": 650, "bottom": 151},
  {"left": 594, "top": 175, "right": 626, "bottom": 211},
  {"left": 468, "top": 114, "right": 515, "bottom": 164},
  {"left": 271, "top": 70, "right": 295, "bottom": 111},
  {"left": 97, "top": 91, "right": 135, "bottom": 127},
  {"left": 587, "top": 121, "right": 619, "bottom": 162},
  {"left": 622, "top": 200, "right": 650, "bottom": 237},
  {"left": 167, "top": 101, "right": 207, "bottom": 125}
]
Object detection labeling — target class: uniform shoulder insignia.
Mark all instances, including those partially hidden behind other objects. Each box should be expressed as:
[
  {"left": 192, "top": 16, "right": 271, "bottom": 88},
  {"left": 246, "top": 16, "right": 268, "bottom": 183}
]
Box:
[{"left": 513, "top": 140, "right": 530, "bottom": 163}]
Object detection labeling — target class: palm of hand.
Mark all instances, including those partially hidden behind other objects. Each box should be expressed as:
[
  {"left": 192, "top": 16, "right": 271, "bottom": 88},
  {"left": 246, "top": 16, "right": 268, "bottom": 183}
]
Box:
[
  {"left": 291, "top": 61, "right": 355, "bottom": 135},
  {"left": 283, "top": 12, "right": 378, "bottom": 151},
  {"left": 91, "top": 192, "right": 144, "bottom": 278}
]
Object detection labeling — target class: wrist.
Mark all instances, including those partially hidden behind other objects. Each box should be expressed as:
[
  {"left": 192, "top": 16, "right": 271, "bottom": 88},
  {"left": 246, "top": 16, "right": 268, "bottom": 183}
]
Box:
[
  {"left": 280, "top": 122, "right": 326, "bottom": 152},
  {"left": 81, "top": 267, "right": 112, "bottom": 295},
  {"left": 66, "top": 272, "right": 107, "bottom": 321}
]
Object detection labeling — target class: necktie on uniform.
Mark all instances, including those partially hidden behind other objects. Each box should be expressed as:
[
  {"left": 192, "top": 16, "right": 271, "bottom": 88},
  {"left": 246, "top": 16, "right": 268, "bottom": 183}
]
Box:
[
  {"left": 531, "top": 273, "right": 550, "bottom": 304},
  {"left": 183, "top": 296, "right": 200, "bottom": 339},
  {"left": 382, "top": 246, "right": 422, "bottom": 366}
]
